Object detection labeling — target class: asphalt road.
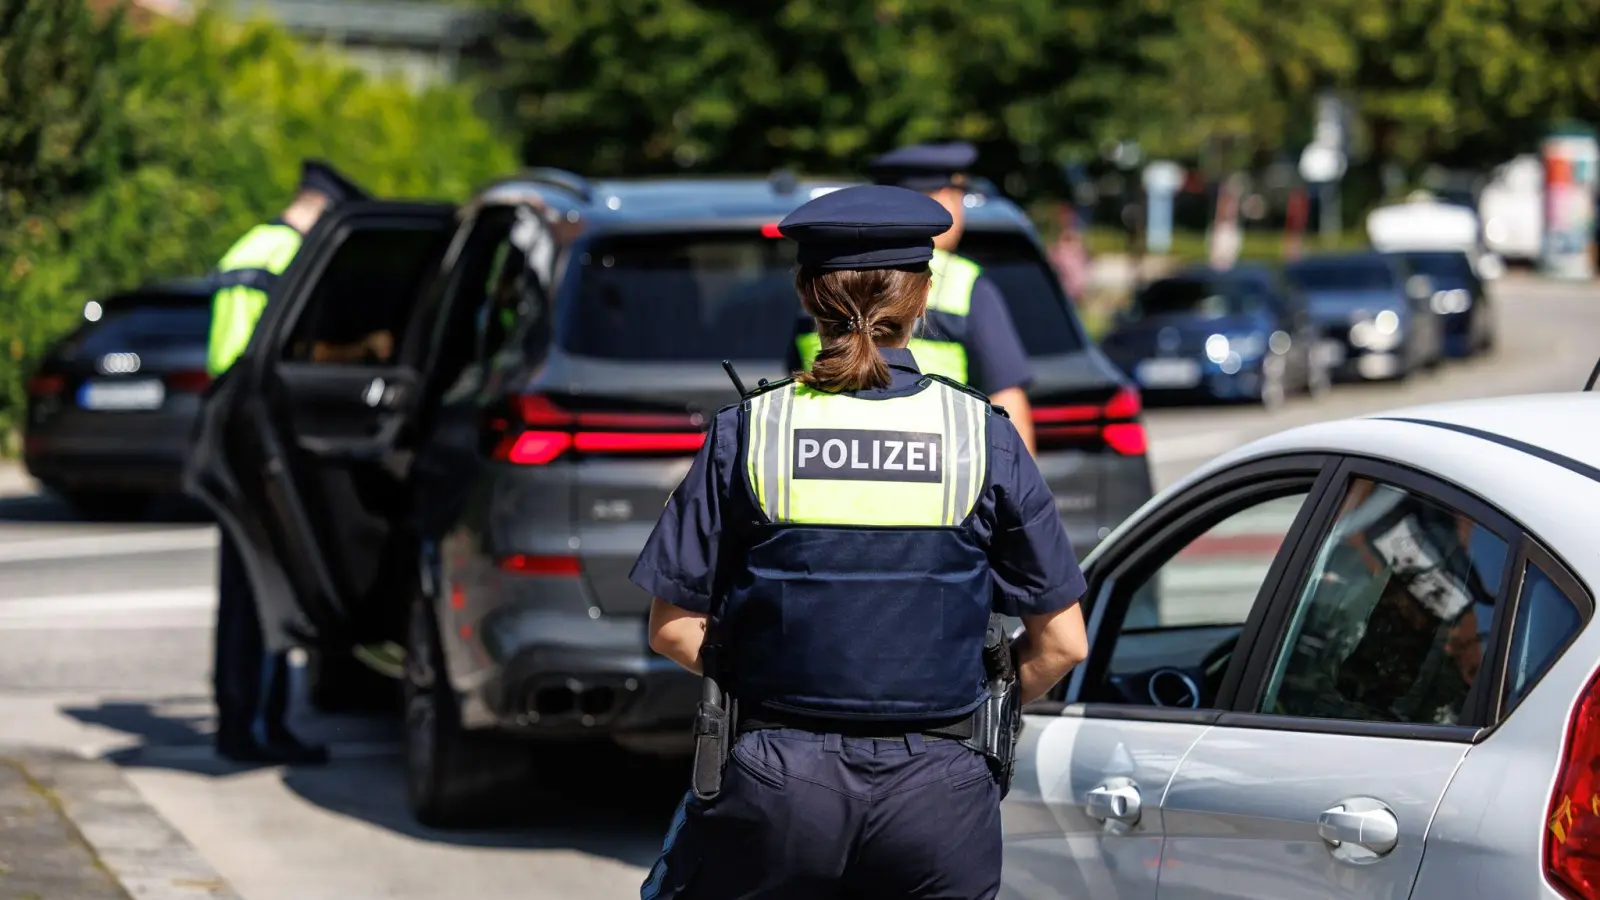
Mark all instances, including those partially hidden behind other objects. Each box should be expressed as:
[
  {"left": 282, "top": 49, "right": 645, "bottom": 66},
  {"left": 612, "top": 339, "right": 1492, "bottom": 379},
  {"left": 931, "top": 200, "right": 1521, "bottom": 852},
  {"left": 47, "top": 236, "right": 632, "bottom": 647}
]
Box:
[{"left": 0, "top": 273, "right": 1595, "bottom": 900}]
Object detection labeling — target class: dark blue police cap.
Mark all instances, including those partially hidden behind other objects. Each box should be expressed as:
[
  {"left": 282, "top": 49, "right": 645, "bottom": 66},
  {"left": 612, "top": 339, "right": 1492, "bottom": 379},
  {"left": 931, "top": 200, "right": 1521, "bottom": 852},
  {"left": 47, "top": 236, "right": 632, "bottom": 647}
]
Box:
[
  {"left": 297, "top": 159, "right": 369, "bottom": 204},
  {"left": 778, "top": 185, "right": 953, "bottom": 271},
  {"left": 867, "top": 141, "right": 978, "bottom": 192}
]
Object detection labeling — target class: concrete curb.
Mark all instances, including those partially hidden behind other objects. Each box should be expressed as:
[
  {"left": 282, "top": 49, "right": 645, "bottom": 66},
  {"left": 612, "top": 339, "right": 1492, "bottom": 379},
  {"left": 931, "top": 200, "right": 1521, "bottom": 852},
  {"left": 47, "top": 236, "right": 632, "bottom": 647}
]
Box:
[
  {"left": 0, "top": 460, "right": 37, "bottom": 497},
  {"left": 7, "top": 750, "right": 241, "bottom": 900}
]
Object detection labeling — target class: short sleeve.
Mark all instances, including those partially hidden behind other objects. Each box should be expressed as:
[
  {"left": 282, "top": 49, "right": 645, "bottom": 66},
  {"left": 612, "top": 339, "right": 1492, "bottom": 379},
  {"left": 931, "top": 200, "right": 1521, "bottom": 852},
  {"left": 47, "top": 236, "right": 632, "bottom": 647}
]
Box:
[
  {"left": 964, "top": 276, "right": 1033, "bottom": 395},
  {"left": 985, "top": 416, "right": 1086, "bottom": 617},
  {"left": 628, "top": 412, "right": 741, "bottom": 613}
]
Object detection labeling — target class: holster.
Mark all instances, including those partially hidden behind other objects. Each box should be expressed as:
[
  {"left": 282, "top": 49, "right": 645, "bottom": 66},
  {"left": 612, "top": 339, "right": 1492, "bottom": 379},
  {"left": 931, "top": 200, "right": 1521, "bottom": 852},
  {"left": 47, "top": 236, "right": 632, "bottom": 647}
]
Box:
[
  {"left": 961, "top": 615, "right": 1022, "bottom": 799},
  {"left": 690, "top": 642, "right": 736, "bottom": 802}
]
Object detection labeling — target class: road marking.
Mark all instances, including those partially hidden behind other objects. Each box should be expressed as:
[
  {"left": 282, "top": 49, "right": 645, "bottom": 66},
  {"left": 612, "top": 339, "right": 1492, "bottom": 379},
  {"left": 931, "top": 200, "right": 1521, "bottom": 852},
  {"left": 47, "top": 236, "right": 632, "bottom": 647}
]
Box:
[
  {"left": 1146, "top": 429, "right": 1245, "bottom": 465},
  {"left": 0, "top": 529, "right": 217, "bottom": 565},
  {"left": 0, "top": 588, "right": 214, "bottom": 625}
]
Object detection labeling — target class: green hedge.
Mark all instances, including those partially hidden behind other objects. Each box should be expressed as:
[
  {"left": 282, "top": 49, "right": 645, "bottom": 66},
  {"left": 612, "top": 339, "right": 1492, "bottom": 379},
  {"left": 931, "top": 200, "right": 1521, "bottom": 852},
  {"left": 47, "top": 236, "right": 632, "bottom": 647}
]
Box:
[{"left": 0, "top": 1, "right": 517, "bottom": 448}]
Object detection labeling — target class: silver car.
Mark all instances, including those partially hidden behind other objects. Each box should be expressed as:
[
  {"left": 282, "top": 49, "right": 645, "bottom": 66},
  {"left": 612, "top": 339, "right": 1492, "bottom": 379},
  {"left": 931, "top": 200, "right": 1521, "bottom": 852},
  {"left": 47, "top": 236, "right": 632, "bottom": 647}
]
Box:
[{"left": 1004, "top": 390, "right": 1600, "bottom": 900}]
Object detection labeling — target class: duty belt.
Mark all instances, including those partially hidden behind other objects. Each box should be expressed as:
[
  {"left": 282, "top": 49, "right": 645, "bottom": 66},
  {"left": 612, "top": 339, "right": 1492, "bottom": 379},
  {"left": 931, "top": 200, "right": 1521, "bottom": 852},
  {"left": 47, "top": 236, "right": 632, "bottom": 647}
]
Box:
[{"left": 736, "top": 708, "right": 976, "bottom": 741}]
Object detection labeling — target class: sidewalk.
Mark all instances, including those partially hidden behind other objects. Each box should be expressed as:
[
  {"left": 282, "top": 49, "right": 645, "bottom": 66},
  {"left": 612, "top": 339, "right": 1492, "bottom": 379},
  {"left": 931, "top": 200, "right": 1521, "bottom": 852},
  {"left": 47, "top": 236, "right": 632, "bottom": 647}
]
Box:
[
  {"left": 0, "top": 461, "right": 36, "bottom": 498},
  {"left": 0, "top": 751, "right": 239, "bottom": 900}
]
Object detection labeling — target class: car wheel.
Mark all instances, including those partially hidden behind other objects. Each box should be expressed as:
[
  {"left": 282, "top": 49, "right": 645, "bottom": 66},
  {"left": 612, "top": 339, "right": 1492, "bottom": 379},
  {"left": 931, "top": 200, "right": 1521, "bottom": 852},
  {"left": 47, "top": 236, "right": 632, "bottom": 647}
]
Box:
[
  {"left": 404, "top": 589, "right": 533, "bottom": 828},
  {"left": 307, "top": 647, "right": 399, "bottom": 715}
]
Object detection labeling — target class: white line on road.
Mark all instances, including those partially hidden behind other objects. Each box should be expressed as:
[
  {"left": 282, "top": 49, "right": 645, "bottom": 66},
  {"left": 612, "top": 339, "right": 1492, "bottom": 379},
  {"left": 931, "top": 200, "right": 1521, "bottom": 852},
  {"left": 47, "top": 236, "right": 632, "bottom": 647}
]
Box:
[
  {"left": 0, "top": 529, "right": 217, "bottom": 565},
  {"left": 1146, "top": 429, "right": 1245, "bottom": 465},
  {"left": 0, "top": 587, "right": 214, "bottom": 619}
]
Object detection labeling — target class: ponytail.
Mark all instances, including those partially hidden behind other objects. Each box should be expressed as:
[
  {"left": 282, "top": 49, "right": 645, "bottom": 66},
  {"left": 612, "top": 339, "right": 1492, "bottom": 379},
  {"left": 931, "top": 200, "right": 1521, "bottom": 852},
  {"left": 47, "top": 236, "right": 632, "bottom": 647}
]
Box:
[{"left": 794, "top": 266, "right": 931, "bottom": 393}]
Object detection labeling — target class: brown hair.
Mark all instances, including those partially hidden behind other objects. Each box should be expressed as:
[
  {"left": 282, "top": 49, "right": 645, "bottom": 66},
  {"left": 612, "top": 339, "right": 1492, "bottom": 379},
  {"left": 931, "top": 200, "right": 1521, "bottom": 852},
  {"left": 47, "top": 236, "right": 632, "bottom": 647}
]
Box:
[{"left": 794, "top": 266, "right": 932, "bottom": 392}]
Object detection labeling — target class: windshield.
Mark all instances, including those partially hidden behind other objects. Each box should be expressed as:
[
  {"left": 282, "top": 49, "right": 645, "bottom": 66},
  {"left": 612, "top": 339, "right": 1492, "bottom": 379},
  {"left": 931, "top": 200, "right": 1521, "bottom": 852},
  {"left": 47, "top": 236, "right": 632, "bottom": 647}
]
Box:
[
  {"left": 957, "top": 232, "right": 1084, "bottom": 355},
  {"left": 1285, "top": 259, "right": 1396, "bottom": 292},
  {"left": 1128, "top": 277, "right": 1267, "bottom": 320},
  {"left": 562, "top": 231, "right": 800, "bottom": 361},
  {"left": 560, "top": 228, "right": 1085, "bottom": 361},
  {"left": 69, "top": 291, "right": 212, "bottom": 355},
  {"left": 1396, "top": 252, "right": 1475, "bottom": 285}
]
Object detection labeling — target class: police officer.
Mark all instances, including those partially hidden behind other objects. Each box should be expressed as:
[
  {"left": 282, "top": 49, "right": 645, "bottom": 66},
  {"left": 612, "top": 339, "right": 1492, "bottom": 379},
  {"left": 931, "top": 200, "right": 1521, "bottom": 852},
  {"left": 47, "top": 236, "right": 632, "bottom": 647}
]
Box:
[
  {"left": 633, "top": 185, "right": 1090, "bottom": 899},
  {"left": 792, "top": 141, "right": 1037, "bottom": 453},
  {"left": 207, "top": 160, "right": 368, "bottom": 765}
]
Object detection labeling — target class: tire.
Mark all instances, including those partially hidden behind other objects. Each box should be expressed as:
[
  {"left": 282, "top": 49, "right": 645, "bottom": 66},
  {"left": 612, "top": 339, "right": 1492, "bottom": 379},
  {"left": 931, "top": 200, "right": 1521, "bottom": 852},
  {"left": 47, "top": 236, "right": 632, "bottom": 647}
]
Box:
[
  {"left": 404, "top": 589, "right": 534, "bottom": 828},
  {"left": 63, "top": 491, "right": 150, "bottom": 522},
  {"left": 307, "top": 646, "right": 399, "bottom": 715}
]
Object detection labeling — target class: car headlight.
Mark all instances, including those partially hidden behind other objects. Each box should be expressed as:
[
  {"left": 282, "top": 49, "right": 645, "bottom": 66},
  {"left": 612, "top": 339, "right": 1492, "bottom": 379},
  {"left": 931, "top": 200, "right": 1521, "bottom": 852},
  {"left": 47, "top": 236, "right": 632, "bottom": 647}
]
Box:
[
  {"left": 1429, "top": 289, "right": 1472, "bottom": 315},
  {"left": 1350, "top": 310, "right": 1403, "bottom": 351},
  {"left": 1204, "top": 333, "right": 1230, "bottom": 363}
]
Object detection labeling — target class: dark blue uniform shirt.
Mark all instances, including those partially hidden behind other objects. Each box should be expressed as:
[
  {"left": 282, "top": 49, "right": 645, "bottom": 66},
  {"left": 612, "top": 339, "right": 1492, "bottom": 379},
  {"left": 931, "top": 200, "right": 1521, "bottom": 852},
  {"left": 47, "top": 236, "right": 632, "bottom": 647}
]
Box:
[
  {"left": 787, "top": 274, "right": 1033, "bottom": 396},
  {"left": 629, "top": 348, "right": 1084, "bottom": 618}
]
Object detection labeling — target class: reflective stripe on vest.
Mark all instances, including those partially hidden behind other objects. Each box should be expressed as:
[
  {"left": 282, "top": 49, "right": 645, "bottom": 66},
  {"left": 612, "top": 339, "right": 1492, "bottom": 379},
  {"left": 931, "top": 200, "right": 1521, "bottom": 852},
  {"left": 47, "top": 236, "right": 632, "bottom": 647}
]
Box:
[
  {"left": 792, "top": 249, "right": 981, "bottom": 384},
  {"left": 743, "top": 380, "right": 990, "bottom": 528},
  {"left": 201, "top": 267, "right": 281, "bottom": 294}
]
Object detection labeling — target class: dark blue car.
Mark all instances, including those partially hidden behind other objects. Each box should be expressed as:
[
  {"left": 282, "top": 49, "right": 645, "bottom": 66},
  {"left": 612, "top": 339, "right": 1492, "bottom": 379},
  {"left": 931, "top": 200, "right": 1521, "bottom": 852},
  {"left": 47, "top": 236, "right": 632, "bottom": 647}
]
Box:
[
  {"left": 1283, "top": 252, "right": 1446, "bottom": 381},
  {"left": 1383, "top": 249, "right": 1496, "bottom": 358},
  {"left": 1100, "top": 265, "right": 1330, "bottom": 409}
]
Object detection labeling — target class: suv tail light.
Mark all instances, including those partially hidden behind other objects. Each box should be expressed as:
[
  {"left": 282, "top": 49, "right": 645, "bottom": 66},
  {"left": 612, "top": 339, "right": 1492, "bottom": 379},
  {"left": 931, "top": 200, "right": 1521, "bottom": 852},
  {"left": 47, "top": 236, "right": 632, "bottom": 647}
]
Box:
[
  {"left": 493, "top": 394, "right": 707, "bottom": 465},
  {"left": 1030, "top": 385, "right": 1147, "bottom": 455},
  {"left": 26, "top": 374, "right": 65, "bottom": 398},
  {"left": 498, "top": 554, "right": 583, "bottom": 576},
  {"left": 1547, "top": 667, "right": 1600, "bottom": 898},
  {"left": 164, "top": 369, "right": 212, "bottom": 393}
]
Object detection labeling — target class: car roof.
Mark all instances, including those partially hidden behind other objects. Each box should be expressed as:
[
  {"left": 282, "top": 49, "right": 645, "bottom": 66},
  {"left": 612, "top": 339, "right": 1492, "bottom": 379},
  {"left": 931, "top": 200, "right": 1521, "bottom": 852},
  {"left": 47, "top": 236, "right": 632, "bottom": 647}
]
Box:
[
  {"left": 1284, "top": 251, "right": 1390, "bottom": 269},
  {"left": 473, "top": 171, "right": 1037, "bottom": 234},
  {"left": 105, "top": 277, "right": 214, "bottom": 304}
]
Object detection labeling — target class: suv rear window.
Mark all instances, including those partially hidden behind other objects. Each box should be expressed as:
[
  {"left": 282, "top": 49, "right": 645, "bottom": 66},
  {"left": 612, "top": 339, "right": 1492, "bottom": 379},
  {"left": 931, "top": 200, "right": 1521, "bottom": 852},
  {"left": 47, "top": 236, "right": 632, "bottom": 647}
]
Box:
[
  {"left": 562, "top": 231, "right": 800, "bottom": 361},
  {"left": 72, "top": 290, "right": 212, "bottom": 355},
  {"left": 561, "top": 229, "right": 1084, "bottom": 361},
  {"left": 959, "top": 232, "right": 1083, "bottom": 356}
]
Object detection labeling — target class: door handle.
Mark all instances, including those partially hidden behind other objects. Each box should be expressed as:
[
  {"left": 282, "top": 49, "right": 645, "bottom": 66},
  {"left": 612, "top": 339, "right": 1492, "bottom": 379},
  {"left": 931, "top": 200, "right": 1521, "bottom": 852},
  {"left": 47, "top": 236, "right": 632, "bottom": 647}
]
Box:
[
  {"left": 1085, "top": 781, "right": 1142, "bottom": 826},
  {"left": 1318, "top": 803, "right": 1399, "bottom": 856}
]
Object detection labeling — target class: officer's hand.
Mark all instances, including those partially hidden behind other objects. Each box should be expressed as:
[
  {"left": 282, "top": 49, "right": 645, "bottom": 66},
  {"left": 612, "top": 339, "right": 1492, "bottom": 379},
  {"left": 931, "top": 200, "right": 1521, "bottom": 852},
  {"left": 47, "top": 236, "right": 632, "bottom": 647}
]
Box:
[{"left": 363, "top": 330, "right": 395, "bottom": 361}]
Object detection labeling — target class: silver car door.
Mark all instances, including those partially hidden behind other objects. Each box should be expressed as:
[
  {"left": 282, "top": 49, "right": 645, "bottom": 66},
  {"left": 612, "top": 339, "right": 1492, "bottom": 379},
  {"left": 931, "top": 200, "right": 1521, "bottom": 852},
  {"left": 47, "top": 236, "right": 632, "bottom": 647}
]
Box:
[
  {"left": 1158, "top": 461, "right": 1521, "bottom": 900},
  {"left": 1003, "top": 456, "right": 1340, "bottom": 900}
]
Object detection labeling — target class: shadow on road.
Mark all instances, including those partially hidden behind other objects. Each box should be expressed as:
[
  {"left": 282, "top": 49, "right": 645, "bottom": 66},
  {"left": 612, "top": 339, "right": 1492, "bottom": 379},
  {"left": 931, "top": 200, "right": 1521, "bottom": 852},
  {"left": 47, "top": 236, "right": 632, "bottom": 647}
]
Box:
[{"left": 58, "top": 695, "right": 681, "bottom": 869}]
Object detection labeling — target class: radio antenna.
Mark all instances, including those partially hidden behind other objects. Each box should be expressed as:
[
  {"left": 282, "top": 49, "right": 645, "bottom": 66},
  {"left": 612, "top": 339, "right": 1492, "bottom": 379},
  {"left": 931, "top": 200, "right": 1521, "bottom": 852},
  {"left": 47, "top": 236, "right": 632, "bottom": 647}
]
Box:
[{"left": 1586, "top": 356, "right": 1600, "bottom": 392}]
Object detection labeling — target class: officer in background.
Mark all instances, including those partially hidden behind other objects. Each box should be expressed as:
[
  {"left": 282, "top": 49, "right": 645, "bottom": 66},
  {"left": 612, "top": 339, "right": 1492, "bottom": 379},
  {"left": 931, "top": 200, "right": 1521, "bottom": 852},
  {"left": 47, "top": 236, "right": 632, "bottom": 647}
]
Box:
[
  {"left": 207, "top": 160, "right": 368, "bottom": 765},
  {"left": 791, "top": 141, "right": 1037, "bottom": 453},
  {"left": 635, "top": 185, "right": 1089, "bottom": 898}
]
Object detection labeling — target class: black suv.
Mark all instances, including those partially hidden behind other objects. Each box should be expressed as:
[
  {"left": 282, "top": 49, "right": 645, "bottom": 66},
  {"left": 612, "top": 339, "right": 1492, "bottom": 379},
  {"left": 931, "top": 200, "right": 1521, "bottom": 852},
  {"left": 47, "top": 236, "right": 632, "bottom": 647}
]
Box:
[{"left": 185, "top": 170, "right": 1151, "bottom": 826}]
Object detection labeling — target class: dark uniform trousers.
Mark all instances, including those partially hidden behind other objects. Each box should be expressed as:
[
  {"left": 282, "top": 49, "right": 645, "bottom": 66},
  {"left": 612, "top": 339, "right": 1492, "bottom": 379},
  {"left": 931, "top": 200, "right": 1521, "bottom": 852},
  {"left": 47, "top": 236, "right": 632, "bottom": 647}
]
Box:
[
  {"left": 212, "top": 532, "right": 291, "bottom": 745},
  {"left": 643, "top": 728, "right": 1003, "bottom": 900}
]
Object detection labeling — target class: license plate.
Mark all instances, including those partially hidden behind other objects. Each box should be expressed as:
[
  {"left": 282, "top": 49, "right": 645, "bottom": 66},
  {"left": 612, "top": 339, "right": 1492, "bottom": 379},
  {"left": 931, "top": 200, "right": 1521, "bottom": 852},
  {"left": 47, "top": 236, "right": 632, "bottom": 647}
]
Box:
[
  {"left": 78, "top": 379, "right": 165, "bottom": 411},
  {"left": 1135, "top": 358, "right": 1202, "bottom": 389}
]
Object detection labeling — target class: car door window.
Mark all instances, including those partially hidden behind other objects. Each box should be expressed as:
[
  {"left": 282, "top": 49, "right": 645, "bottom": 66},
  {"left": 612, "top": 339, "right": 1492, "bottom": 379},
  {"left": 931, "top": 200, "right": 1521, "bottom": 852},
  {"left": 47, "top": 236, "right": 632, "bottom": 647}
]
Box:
[
  {"left": 285, "top": 227, "right": 454, "bottom": 366},
  {"left": 1259, "top": 476, "right": 1510, "bottom": 726},
  {"left": 1094, "top": 489, "right": 1311, "bottom": 709},
  {"left": 1504, "top": 560, "right": 1585, "bottom": 712}
]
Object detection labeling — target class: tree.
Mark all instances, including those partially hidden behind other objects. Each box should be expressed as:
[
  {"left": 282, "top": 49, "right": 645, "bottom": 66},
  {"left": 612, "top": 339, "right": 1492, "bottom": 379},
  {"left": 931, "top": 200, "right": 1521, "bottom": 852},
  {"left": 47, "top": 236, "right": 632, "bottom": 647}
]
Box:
[{"left": 0, "top": 1, "right": 517, "bottom": 440}]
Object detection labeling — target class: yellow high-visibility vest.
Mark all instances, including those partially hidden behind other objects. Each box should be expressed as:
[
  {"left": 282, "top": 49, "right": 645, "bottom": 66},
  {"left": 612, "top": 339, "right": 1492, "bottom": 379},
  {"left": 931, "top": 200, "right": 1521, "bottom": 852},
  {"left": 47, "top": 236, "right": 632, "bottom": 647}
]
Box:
[{"left": 206, "top": 223, "right": 303, "bottom": 377}]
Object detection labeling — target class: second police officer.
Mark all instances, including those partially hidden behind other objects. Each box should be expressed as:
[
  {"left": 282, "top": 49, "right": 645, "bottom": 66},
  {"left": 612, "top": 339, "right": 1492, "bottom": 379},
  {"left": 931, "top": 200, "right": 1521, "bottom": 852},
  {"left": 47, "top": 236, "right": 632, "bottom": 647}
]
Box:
[
  {"left": 792, "top": 141, "right": 1037, "bottom": 453},
  {"left": 633, "top": 184, "right": 1089, "bottom": 899}
]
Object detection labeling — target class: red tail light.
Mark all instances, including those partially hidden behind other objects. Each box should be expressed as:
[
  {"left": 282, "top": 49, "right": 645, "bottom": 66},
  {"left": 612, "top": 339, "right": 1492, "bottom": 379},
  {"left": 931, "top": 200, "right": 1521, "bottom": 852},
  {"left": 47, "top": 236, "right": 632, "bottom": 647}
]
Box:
[
  {"left": 760, "top": 222, "right": 783, "bottom": 238},
  {"left": 1547, "top": 667, "right": 1600, "bottom": 898},
  {"left": 494, "top": 394, "right": 706, "bottom": 465},
  {"left": 1031, "top": 386, "right": 1146, "bottom": 455},
  {"left": 498, "top": 554, "right": 583, "bottom": 576},
  {"left": 25, "top": 375, "right": 65, "bottom": 397},
  {"left": 164, "top": 369, "right": 212, "bottom": 393}
]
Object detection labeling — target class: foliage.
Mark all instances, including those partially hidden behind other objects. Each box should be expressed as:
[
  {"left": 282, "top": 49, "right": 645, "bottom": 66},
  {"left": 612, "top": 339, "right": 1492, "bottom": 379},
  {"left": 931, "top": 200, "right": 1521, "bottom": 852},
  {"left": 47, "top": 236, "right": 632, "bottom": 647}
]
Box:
[{"left": 0, "top": 0, "right": 517, "bottom": 439}]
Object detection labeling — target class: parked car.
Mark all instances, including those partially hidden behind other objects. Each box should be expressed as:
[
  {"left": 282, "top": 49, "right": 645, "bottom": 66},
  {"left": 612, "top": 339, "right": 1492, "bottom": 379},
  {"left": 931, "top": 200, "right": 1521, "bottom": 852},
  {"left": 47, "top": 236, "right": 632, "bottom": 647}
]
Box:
[
  {"left": 1284, "top": 252, "right": 1445, "bottom": 382},
  {"left": 1100, "top": 265, "right": 1330, "bottom": 409},
  {"left": 183, "top": 169, "right": 1153, "bottom": 825},
  {"left": 1387, "top": 249, "right": 1496, "bottom": 358},
  {"left": 1367, "top": 198, "right": 1500, "bottom": 359},
  {"left": 23, "top": 278, "right": 214, "bottom": 519},
  {"left": 1002, "top": 388, "right": 1599, "bottom": 900}
]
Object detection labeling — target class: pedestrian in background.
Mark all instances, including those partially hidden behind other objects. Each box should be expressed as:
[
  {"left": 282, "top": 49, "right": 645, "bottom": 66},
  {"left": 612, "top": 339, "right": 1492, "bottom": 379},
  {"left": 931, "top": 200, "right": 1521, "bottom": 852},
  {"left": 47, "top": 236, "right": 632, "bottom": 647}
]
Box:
[
  {"left": 206, "top": 160, "right": 367, "bottom": 765},
  {"left": 792, "top": 142, "right": 1038, "bottom": 453},
  {"left": 636, "top": 185, "right": 1089, "bottom": 898}
]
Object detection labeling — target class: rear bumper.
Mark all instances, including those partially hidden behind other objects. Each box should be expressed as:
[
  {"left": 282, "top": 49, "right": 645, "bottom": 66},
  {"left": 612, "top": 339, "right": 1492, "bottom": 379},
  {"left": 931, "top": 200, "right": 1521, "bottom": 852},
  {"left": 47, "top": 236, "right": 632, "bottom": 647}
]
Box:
[
  {"left": 450, "top": 585, "right": 699, "bottom": 747},
  {"left": 24, "top": 446, "right": 189, "bottom": 494},
  {"left": 23, "top": 407, "right": 196, "bottom": 495}
]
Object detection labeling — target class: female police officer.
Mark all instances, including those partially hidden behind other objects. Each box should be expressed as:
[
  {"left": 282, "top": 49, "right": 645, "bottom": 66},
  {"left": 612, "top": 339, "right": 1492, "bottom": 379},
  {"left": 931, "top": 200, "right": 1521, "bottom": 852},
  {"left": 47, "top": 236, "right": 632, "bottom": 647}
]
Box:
[{"left": 630, "top": 184, "right": 1089, "bottom": 899}]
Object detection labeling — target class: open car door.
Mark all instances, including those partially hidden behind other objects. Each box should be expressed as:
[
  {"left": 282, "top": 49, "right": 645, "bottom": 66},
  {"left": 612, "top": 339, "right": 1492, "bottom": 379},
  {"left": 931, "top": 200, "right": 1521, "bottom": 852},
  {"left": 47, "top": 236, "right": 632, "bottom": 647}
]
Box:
[{"left": 186, "top": 201, "right": 458, "bottom": 651}]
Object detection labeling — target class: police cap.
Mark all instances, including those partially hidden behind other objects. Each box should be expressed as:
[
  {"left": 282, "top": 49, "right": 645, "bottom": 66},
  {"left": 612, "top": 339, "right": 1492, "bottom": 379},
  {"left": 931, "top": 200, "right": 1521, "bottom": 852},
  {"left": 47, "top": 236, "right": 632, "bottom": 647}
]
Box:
[
  {"left": 777, "top": 184, "right": 953, "bottom": 271},
  {"left": 297, "top": 159, "right": 369, "bottom": 205},
  {"left": 866, "top": 141, "right": 978, "bottom": 192}
]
